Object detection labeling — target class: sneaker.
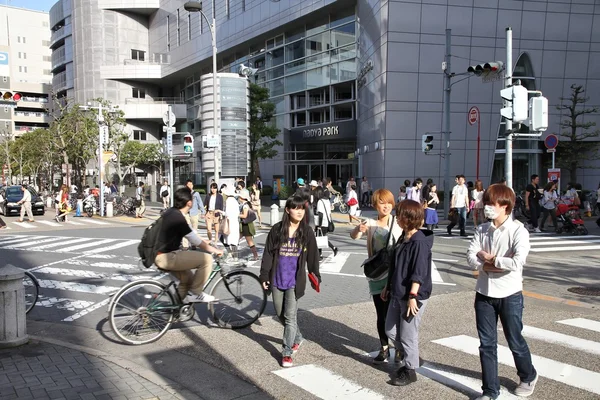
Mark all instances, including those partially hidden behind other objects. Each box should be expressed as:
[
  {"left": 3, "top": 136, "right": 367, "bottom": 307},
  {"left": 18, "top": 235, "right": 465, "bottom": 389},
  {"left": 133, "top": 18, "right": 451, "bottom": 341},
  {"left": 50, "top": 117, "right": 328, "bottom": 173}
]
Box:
[
  {"left": 447, "top": 226, "right": 452, "bottom": 236},
  {"left": 373, "top": 346, "right": 389, "bottom": 364},
  {"left": 183, "top": 292, "right": 217, "bottom": 303},
  {"left": 460, "top": 231, "right": 468, "bottom": 237},
  {"left": 474, "top": 396, "right": 494, "bottom": 400},
  {"left": 291, "top": 340, "right": 303, "bottom": 354},
  {"left": 281, "top": 356, "right": 293, "bottom": 368},
  {"left": 389, "top": 366, "right": 417, "bottom": 386},
  {"left": 514, "top": 373, "right": 538, "bottom": 397},
  {"left": 533, "top": 228, "right": 542, "bottom": 233},
  {"left": 333, "top": 247, "right": 338, "bottom": 257}
]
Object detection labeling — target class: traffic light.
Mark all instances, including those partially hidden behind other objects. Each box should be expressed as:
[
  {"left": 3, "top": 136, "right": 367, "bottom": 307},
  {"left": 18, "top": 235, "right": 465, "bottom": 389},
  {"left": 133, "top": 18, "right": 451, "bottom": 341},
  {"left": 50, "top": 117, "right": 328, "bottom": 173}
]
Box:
[
  {"left": 467, "top": 61, "right": 504, "bottom": 76},
  {"left": 529, "top": 96, "right": 548, "bottom": 132},
  {"left": 183, "top": 134, "right": 194, "bottom": 154},
  {"left": 500, "top": 84, "right": 528, "bottom": 123},
  {"left": 422, "top": 134, "right": 434, "bottom": 154},
  {"left": 0, "top": 91, "right": 21, "bottom": 101}
]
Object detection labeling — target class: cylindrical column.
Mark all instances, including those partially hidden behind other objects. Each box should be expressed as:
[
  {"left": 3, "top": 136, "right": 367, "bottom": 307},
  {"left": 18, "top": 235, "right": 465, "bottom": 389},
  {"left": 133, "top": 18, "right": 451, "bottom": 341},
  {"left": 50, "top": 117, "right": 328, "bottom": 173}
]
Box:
[
  {"left": 0, "top": 265, "right": 29, "bottom": 348},
  {"left": 443, "top": 29, "right": 452, "bottom": 216},
  {"left": 105, "top": 201, "right": 113, "bottom": 218},
  {"left": 505, "top": 27, "right": 513, "bottom": 189},
  {"left": 212, "top": 18, "right": 219, "bottom": 184},
  {"left": 270, "top": 204, "right": 280, "bottom": 226}
]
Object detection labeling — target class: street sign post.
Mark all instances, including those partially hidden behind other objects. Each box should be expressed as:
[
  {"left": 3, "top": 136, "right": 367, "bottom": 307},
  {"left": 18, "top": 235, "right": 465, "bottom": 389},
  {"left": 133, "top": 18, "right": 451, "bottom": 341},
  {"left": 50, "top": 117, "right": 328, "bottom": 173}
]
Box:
[
  {"left": 468, "top": 106, "right": 481, "bottom": 179},
  {"left": 545, "top": 134, "right": 559, "bottom": 169}
]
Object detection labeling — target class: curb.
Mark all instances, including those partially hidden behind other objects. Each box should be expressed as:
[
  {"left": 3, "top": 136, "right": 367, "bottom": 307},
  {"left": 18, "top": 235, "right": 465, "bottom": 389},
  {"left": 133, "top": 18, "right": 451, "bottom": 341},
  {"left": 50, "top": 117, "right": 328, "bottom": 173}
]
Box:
[{"left": 29, "top": 335, "right": 205, "bottom": 400}]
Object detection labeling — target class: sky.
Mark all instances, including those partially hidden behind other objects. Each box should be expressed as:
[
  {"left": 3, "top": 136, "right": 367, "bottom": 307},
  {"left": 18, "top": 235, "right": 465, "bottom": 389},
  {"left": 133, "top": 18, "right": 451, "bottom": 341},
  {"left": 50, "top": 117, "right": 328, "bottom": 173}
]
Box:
[{"left": 2, "top": 0, "right": 57, "bottom": 12}]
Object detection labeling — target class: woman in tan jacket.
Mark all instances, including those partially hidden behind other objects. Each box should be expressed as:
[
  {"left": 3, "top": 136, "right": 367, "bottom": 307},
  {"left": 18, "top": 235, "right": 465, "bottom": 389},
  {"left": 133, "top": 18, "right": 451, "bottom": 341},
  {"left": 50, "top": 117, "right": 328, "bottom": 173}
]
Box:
[{"left": 350, "top": 188, "right": 403, "bottom": 364}]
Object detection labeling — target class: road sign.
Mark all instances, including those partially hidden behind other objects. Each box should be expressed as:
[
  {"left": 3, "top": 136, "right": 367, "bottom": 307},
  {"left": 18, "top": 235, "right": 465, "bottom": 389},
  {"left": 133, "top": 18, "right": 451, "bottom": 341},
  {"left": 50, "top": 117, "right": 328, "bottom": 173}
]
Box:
[
  {"left": 162, "top": 110, "right": 175, "bottom": 127},
  {"left": 166, "top": 126, "right": 175, "bottom": 134},
  {"left": 468, "top": 106, "right": 479, "bottom": 126},
  {"left": 545, "top": 134, "right": 558, "bottom": 149},
  {"left": 547, "top": 148, "right": 556, "bottom": 153},
  {"left": 166, "top": 132, "right": 173, "bottom": 156},
  {"left": 548, "top": 168, "right": 560, "bottom": 182},
  {"left": 206, "top": 135, "right": 219, "bottom": 148},
  {"left": 100, "top": 125, "right": 109, "bottom": 144}
]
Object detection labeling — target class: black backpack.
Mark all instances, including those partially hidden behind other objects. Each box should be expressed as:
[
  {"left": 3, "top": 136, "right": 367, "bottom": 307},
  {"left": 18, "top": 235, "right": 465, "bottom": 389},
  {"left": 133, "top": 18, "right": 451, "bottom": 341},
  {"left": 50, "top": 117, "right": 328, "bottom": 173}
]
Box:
[{"left": 137, "top": 217, "right": 164, "bottom": 268}]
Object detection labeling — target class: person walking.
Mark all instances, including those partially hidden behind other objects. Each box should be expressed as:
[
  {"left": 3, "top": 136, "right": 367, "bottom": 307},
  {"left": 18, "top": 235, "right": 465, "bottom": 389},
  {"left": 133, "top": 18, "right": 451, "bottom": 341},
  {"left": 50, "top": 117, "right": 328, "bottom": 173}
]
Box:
[
  {"left": 222, "top": 187, "right": 240, "bottom": 253},
  {"left": 255, "top": 176, "right": 263, "bottom": 192},
  {"left": 0, "top": 191, "right": 6, "bottom": 229},
  {"left": 540, "top": 181, "right": 559, "bottom": 232},
  {"left": 382, "top": 199, "right": 433, "bottom": 386},
  {"left": 424, "top": 183, "right": 440, "bottom": 230},
  {"left": 525, "top": 174, "right": 542, "bottom": 233},
  {"left": 466, "top": 184, "right": 538, "bottom": 399},
  {"left": 135, "top": 181, "right": 146, "bottom": 218},
  {"left": 55, "top": 184, "right": 68, "bottom": 217},
  {"left": 447, "top": 174, "right": 469, "bottom": 236},
  {"left": 160, "top": 180, "right": 170, "bottom": 210},
  {"left": 407, "top": 179, "right": 423, "bottom": 202},
  {"left": 351, "top": 189, "right": 403, "bottom": 364},
  {"left": 204, "top": 183, "right": 223, "bottom": 244},
  {"left": 346, "top": 183, "right": 360, "bottom": 223},
  {"left": 182, "top": 180, "right": 205, "bottom": 249},
  {"left": 361, "top": 176, "right": 371, "bottom": 207},
  {"left": 260, "top": 195, "right": 321, "bottom": 368},
  {"left": 237, "top": 189, "right": 260, "bottom": 260},
  {"left": 472, "top": 180, "right": 485, "bottom": 228},
  {"left": 17, "top": 184, "right": 35, "bottom": 223},
  {"left": 314, "top": 186, "right": 338, "bottom": 259},
  {"left": 250, "top": 182, "right": 263, "bottom": 228}
]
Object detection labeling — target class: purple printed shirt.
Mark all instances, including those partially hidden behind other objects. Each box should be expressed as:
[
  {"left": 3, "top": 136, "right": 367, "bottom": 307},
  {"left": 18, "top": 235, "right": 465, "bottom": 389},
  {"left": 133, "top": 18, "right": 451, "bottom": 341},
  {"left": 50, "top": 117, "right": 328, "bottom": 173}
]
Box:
[{"left": 273, "top": 238, "right": 301, "bottom": 290}]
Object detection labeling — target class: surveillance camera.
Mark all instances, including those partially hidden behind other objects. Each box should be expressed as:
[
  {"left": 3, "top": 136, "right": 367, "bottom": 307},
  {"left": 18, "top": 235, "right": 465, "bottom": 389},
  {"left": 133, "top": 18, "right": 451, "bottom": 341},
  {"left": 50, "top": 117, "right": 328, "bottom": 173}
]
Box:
[{"left": 239, "top": 64, "right": 259, "bottom": 77}]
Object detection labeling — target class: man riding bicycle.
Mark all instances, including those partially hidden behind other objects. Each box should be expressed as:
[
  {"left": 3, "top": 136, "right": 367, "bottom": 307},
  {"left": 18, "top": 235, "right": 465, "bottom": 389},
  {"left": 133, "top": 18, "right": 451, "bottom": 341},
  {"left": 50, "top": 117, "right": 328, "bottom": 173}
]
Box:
[{"left": 155, "top": 188, "right": 224, "bottom": 303}]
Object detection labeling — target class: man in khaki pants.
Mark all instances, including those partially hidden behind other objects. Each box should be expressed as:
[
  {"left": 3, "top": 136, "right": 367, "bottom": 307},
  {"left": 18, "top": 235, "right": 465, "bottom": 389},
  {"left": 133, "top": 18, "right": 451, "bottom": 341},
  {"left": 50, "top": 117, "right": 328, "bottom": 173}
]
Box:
[
  {"left": 154, "top": 188, "right": 223, "bottom": 302},
  {"left": 17, "top": 184, "right": 35, "bottom": 223}
]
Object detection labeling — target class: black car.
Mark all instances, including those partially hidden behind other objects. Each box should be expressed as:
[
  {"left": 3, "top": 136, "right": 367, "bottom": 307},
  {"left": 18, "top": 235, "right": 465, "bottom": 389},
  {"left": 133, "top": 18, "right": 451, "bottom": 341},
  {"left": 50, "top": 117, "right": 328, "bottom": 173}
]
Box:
[{"left": 0, "top": 185, "right": 45, "bottom": 216}]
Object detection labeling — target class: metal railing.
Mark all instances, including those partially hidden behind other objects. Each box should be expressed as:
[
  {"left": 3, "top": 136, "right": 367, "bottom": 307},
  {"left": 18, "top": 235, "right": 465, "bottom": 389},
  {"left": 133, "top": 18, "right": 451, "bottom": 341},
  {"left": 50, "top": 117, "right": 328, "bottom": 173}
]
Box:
[
  {"left": 123, "top": 53, "right": 171, "bottom": 65},
  {"left": 124, "top": 97, "right": 184, "bottom": 105}
]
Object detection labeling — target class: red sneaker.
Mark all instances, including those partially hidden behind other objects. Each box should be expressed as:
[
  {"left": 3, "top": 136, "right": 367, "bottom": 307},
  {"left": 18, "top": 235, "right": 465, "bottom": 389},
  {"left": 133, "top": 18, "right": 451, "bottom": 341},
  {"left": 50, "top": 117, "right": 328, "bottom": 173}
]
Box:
[
  {"left": 291, "top": 340, "right": 304, "bottom": 354},
  {"left": 281, "top": 356, "right": 293, "bottom": 368}
]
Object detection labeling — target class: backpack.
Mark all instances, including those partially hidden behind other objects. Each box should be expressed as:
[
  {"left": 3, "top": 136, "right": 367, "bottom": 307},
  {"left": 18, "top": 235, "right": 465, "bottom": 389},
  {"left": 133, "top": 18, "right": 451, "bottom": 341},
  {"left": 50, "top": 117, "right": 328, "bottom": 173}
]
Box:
[{"left": 137, "top": 217, "right": 164, "bottom": 268}]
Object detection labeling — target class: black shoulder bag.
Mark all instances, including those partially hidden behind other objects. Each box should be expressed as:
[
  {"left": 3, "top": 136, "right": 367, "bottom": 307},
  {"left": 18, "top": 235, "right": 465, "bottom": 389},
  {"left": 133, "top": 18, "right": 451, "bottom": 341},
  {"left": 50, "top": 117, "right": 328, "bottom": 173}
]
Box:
[{"left": 361, "top": 218, "right": 395, "bottom": 280}]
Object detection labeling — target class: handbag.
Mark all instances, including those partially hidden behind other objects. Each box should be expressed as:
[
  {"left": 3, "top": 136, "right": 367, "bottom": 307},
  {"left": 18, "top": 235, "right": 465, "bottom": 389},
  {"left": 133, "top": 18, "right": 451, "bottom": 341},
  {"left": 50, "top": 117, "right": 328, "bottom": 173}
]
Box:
[
  {"left": 219, "top": 215, "right": 230, "bottom": 235},
  {"left": 347, "top": 197, "right": 358, "bottom": 206},
  {"left": 321, "top": 199, "right": 335, "bottom": 233},
  {"left": 361, "top": 218, "right": 395, "bottom": 280},
  {"left": 241, "top": 203, "right": 257, "bottom": 224},
  {"left": 315, "top": 229, "right": 329, "bottom": 249}
]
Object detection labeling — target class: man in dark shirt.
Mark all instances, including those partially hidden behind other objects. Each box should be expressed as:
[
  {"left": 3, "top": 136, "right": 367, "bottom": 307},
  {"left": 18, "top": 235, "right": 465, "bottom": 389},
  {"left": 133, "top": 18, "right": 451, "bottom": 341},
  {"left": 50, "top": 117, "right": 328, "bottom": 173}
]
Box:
[{"left": 155, "top": 188, "right": 223, "bottom": 302}]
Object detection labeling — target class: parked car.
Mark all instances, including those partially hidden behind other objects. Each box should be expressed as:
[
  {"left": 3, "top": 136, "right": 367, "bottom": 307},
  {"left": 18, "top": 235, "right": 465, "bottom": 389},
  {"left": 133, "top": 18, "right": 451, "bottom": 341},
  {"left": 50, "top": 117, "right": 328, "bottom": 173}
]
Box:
[{"left": 0, "top": 185, "right": 45, "bottom": 216}]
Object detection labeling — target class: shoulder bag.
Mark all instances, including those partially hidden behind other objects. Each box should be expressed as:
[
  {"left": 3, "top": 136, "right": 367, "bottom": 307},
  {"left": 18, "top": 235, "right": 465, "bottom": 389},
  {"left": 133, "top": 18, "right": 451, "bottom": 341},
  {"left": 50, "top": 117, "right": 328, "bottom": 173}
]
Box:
[
  {"left": 361, "top": 217, "right": 395, "bottom": 280},
  {"left": 322, "top": 199, "right": 335, "bottom": 233},
  {"left": 241, "top": 203, "right": 257, "bottom": 224}
]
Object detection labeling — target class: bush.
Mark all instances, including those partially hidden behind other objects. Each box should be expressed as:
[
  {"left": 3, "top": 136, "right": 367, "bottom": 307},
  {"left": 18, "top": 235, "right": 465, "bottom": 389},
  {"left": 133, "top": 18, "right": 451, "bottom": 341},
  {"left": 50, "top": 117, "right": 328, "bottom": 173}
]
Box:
[
  {"left": 262, "top": 185, "right": 273, "bottom": 196},
  {"left": 277, "top": 185, "right": 294, "bottom": 200},
  {"left": 194, "top": 188, "right": 206, "bottom": 195}
]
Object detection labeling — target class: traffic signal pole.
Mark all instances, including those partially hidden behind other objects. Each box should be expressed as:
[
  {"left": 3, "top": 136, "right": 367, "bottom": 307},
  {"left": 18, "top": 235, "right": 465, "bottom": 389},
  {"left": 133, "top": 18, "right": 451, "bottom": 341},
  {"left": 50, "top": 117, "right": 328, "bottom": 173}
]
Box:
[
  {"left": 443, "top": 29, "right": 452, "bottom": 217},
  {"left": 504, "top": 27, "right": 513, "bottom": 189}
]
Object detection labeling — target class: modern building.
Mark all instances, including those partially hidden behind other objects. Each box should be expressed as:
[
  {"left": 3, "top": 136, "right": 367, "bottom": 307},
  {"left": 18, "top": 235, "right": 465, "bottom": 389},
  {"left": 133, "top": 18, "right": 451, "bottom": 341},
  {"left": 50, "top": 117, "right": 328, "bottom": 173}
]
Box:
[
  {"left": 49, "top": 0, "right": 600, "bottom": 192},
  {"left": 0, "top": 5, "right": 52, "bottom": 139}
]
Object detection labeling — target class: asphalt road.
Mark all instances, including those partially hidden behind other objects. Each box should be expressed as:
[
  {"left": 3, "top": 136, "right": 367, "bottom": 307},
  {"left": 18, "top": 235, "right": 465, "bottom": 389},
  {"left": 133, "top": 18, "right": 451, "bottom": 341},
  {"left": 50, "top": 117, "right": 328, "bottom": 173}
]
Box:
[{"left": 2, "top": 206, "right": 600, "bottom": 399}]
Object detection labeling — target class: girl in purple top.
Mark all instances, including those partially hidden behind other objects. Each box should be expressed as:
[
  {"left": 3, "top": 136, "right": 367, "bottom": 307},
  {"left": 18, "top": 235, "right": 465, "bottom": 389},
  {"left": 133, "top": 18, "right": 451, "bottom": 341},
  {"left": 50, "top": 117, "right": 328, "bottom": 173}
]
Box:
[{"left": 260, "top": 195, "right": 321, "bottom": 368}]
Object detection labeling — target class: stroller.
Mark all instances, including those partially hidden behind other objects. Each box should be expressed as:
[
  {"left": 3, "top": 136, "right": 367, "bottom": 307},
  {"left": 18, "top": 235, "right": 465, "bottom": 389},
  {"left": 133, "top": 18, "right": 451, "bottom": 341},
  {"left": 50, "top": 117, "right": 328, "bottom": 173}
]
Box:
[{"left": 556, "top": 203, "right": 588, "bottom": 235}]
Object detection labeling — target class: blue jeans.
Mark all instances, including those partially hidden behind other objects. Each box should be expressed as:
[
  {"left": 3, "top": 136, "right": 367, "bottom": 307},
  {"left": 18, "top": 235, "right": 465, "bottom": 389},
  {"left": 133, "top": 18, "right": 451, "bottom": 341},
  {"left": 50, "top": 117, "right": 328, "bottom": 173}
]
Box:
[
  {"left": 475, "top": 292, "right": 536, "bottom": 399},
  {"left": 272, "top": 287, "right": 303, "bottom": 357},
  {"left": 448, "top": 206, "right": 467, "bottom": 233}
]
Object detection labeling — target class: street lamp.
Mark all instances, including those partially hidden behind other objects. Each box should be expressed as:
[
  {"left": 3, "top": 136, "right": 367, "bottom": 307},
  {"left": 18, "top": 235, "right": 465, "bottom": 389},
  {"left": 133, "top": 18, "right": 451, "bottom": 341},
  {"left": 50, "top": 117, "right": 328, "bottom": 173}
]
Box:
[{"left": 184, "top": 1, "right": 219, "bottom": 183}]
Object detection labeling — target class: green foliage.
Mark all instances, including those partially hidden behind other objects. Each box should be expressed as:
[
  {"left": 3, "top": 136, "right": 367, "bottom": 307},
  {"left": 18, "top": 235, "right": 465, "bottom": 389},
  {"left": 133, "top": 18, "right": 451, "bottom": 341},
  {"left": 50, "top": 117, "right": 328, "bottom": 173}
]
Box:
[
  {"left": 554, "top": 84, "right": 600, "bottom": 184},
  {"left": 120, "top": 141, "right": 164, "bottom": 171},
  {"left": 277, "top": 185, "right": 294, "bottom": 200},
  {"left": 262, "top": 185, "right": 273, "bottom": 196},
  {"left": 249, "top": 83, "right": 282, "bottom": 180}
]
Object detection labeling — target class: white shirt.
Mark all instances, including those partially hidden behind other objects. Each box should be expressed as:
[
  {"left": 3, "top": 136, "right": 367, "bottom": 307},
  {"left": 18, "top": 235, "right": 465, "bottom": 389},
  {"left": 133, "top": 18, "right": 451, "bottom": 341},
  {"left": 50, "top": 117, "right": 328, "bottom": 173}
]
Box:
[
  {"left": 136, "top": 186, "right": 143, "bottom": 200},
  {"left": 360, "top": 181, "right": 370, "bottom": 193},
  {"left": 472, "top": 189, "right": 484, "bottom": 208},
  {"left": 452, "top": 184, "right": 468, "bottom": 208},
  {"left": 208, "top": 195, "right": 216, "bottom": 211},
  {"left": 346, "top": 180, "right": 354, "bottom": 193},
  {"left": 160, "top": 185, "right": 169, "bottom": 196},
  {"left": 316, "top": 199, "right": 332, "bottom": 228},
  {"left": 467, "top": 217, "right": 529, "bottom": 298},
  {"left": 542, "top": 190, "right": 558, "bottom": 210},
  {"left": 104, "top": 185, "right": 111, "bottom": 195},
  {"left": 21, "top": 189, "right": 32, "bottom": 203}
]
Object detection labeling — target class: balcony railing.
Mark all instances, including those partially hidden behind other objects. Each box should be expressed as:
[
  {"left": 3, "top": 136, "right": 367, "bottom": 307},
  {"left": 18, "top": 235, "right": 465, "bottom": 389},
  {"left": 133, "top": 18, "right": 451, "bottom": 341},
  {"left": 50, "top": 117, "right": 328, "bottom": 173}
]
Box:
[
  {"left": 123, "top": 53, "right": 171, "bottom": 65},
  {"left": 53, "top": 71, "right": 68, "bottom": 91},
  {"left": 124, "top": 97, "right": 184, "bottom": 105},
  {"left": 14, "top": 112, "right": 48, "bottom": 117}
]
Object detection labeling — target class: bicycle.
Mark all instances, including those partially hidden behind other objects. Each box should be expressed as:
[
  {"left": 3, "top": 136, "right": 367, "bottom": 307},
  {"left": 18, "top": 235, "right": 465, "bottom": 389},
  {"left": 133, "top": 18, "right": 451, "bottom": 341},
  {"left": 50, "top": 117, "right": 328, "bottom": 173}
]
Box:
[
  {"left": 108, "top": 253, "right": 267, "bottom": 345},
  {"left": 331, "top": 193, "right": 349, "bottom": 214},
  {"left": 23, "top": 270, "right": 40, "bottom": 314}
]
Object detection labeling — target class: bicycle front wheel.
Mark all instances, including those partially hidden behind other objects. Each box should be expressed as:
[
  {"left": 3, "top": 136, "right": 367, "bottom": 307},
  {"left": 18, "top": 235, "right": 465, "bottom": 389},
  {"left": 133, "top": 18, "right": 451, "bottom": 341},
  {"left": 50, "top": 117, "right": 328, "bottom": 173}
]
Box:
[
  {"left": 23, "top": 271, "right": 39, "bottom": 314},
  {"left": 109, "top": 280, "right": 177, "bottom": 345},
  {"left": 209, "top": 271, "right": 267, "bottom": 329},
  {"left": 339, "top": 203, "right": 349, "bottom": 214}
]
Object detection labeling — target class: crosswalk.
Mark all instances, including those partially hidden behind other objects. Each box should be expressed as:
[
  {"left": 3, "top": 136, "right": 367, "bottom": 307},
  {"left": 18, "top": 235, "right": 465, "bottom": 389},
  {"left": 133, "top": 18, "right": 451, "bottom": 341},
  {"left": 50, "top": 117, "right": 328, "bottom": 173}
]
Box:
[
  {"left": 1, "top": 217, "right": 114, "bottom": 230},
  {"left": 439, "top": 232, "right": 600, "bottom": 253},
  {"left": 0, "top": 234, "right": 139, "bottom": 253},
  {"left": 273, "top": 317, "right": 600, "bottom": 399}
]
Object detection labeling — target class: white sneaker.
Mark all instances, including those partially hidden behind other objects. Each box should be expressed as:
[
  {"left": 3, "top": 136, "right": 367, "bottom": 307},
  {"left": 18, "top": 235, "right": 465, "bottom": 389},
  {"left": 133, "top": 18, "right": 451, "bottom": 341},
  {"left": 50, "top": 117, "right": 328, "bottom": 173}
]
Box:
[
  {"left": 184, "top": 292, "right": 217, "bottom": 303},
  {"left": 533, "top": 228, "right": 542, "bottom": 233},
  {"left": 514, "top": 373, "right": 538, "bottom": 397}
]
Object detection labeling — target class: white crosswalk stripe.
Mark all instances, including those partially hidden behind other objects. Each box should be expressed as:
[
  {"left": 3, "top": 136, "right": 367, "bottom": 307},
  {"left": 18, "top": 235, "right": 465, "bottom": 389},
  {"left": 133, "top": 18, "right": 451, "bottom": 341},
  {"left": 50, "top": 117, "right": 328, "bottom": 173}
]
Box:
[
  {"left": 431, "top": 319, "right": 600, "bottom": 396},
  {"left": 0, "top": 217, "right": 117, "bottom": 230}
]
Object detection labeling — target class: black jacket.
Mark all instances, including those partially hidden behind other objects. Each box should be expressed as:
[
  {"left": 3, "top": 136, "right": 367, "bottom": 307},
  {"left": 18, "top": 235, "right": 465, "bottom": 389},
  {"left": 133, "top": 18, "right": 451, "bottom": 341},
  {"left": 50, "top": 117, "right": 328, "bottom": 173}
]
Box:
[
  {"left": 259, "top": 222, "right": 321, "bottom": 299},
  {"left": 204, "top": 193, "right": 224, "bottom": 211},
  {"left": 387, "top": 229, "right": 434, "bottom": 302}
]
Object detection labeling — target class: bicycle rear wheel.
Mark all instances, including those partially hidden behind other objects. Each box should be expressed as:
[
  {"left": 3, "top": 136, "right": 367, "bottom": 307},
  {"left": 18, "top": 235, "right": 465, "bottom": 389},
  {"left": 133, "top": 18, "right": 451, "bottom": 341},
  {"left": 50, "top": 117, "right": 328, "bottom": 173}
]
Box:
[
  {"left": 23, "top": 271, "right": 39, "bottom": 314},
  {"left": 339, "top": 203, "right": 349, "bottom": 214},
  {"left": 209, "top": 270, "right": 267, "bottom": 329},
  {"left": 109, "top": 280, "right": 177, "bottom": 345}
]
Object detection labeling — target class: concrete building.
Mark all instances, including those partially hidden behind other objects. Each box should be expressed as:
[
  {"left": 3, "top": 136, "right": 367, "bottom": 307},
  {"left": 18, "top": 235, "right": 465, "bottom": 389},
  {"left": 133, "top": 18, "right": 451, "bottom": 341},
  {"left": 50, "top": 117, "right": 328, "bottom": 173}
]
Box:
[
  {"left": 49, "top": 0, "right": 600, "bottom": 192},
  {"left": 0, "top": 5, "right": 52, "bottom": 139}
]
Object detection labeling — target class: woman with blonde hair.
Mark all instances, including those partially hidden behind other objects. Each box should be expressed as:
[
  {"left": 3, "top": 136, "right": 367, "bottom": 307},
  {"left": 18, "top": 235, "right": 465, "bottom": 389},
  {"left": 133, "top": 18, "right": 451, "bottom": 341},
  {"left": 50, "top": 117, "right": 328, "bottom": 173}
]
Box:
[{"left": 351, "top": 189, "right": 403, "bottom": 364}]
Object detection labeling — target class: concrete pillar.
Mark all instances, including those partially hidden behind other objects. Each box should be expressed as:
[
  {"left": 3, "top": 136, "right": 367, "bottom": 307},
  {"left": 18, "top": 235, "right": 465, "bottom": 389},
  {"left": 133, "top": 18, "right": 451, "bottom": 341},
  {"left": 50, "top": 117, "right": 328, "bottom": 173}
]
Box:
[
  {"left": 270, "top": 204, "right": 280, "bottom": 226},
  {"left": 105, "top": 201, "right": 113, "bottom": 218},
  {"left": 0, "top": 265, "right": 28, "bottom": 348}
]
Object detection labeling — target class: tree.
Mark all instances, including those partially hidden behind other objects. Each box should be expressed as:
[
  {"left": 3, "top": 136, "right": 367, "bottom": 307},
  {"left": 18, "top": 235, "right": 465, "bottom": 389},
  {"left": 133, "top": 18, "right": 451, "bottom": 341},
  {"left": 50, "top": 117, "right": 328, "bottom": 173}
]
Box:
[
  {"left": 555, "top": 84, "right": 600, "bottom": 184},
  {"left": 0, "top": 128, "right": 13, "bottom": 184},
  {"left": 249, "top": 83, "right": 282, "bottom": 181},
  {"left": 120, "top": 141, "right": 165, "bottom": 182}
]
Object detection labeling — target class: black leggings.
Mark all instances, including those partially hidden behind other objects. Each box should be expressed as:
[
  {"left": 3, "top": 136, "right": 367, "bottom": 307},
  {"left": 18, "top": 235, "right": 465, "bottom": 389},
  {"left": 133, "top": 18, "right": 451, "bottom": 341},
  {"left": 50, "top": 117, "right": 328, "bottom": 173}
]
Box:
[{"left": 372, "top": 294, "right": 390, "bottom": 347}]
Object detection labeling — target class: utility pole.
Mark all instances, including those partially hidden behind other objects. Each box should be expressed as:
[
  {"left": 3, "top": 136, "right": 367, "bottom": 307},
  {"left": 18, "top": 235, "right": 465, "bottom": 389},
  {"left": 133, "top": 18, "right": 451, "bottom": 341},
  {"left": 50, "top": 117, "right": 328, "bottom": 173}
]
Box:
[
  {"left": 504, "top": 27, "right": 513, "bottom": 189},
  {"left": 443, "top": 29, "right": 452, "bottom": 216},
  {"left": 163, "top": 105, "right": 175, "bottom": 207}
]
